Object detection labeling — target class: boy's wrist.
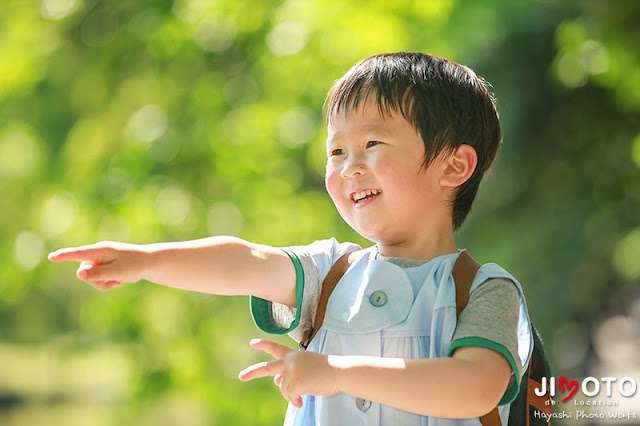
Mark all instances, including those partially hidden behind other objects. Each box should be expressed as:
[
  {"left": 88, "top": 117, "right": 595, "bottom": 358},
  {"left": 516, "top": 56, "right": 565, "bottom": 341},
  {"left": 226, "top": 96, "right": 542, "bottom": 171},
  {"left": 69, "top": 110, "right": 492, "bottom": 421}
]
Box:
[
  {"left": 137, "top": 243, "right": 164, "bottom": 282},
  {"left": 326, "top": 355, "right": 408, "bottom": 400},
  {"left": 326, "top": 354, "right": 346, "bottom": 393},
  {"left": 326, "top": 354, "right": 364, "bottom": 394}
]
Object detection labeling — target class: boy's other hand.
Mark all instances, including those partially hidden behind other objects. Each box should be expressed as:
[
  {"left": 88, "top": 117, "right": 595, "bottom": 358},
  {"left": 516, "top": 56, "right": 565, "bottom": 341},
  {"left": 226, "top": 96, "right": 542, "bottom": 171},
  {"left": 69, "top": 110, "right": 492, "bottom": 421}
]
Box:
[
  {"left": 48, "top": 242, "right": 148, "bottom": 291},
  {"left": 238, "top": 339, "right": 339, "bottom": 407}
]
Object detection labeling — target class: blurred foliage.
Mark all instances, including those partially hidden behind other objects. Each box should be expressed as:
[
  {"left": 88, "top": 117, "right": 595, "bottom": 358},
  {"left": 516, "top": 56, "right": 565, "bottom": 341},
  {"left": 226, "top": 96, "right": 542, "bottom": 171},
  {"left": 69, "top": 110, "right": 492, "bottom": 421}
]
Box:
[{"left": 1, "top": 0, "right": 639, "bottom": 424}]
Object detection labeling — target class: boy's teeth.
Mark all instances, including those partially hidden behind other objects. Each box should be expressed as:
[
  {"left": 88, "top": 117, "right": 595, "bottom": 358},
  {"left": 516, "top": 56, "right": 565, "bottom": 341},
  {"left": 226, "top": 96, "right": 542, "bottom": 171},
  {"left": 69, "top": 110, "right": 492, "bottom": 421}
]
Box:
[{"left": 353, "top": 189, "right": 381, "bottom": 202}]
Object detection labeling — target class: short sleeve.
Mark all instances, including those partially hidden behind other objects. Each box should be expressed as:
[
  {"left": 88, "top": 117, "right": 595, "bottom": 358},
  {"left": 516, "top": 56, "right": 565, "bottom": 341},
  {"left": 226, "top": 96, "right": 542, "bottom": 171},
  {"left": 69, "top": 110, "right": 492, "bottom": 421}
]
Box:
[
  {"left": 250, "top": 238, "right": 360, "bottom": 342},
  {"left": 448, "top": 278, "right": 522, "bottom": 405}
]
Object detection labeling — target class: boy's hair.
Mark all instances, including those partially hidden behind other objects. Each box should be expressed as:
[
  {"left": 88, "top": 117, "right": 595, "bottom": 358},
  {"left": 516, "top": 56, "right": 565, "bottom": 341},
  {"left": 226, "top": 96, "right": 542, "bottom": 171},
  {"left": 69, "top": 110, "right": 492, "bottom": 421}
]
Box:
[{"left": 325, "top": 52, "right": 502, "bottom": 230}]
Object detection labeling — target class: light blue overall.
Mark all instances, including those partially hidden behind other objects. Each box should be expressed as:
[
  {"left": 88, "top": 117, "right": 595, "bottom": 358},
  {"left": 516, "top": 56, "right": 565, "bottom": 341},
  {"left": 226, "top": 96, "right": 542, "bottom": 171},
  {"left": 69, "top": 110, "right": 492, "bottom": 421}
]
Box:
[{"left": 256, "top": 246, "right": 533, "bottom": 426}]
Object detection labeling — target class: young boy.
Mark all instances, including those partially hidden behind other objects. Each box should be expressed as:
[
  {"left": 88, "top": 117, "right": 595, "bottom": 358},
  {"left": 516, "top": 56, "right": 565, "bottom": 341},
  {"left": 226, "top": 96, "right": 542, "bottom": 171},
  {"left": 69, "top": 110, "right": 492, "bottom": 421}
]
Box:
[{"left": 49, "top": 52, "right": 532, "bottom": 425}]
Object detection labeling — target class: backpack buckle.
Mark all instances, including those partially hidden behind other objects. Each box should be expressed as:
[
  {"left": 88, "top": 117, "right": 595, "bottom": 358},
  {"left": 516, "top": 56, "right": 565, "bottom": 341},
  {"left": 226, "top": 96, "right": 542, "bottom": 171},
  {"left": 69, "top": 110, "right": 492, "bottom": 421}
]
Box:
[{"left": 299, "top": 328, "right": 312, "bottom": 350}]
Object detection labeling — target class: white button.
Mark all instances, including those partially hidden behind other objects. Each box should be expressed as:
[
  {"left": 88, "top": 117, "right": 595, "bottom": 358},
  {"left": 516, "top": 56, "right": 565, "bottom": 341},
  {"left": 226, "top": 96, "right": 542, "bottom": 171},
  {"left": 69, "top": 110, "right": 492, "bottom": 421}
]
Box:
[
  {"left": 369, "top": 291, "right": 387, "bottom": 307},
  {"left": 356, "top": 397, "right": 371, "bottom": 411}
]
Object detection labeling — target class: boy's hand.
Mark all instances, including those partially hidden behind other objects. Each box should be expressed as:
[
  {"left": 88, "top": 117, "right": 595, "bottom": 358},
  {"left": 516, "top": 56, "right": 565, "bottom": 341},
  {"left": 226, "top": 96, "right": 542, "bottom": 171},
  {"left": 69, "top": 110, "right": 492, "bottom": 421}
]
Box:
[
  {"left": 48, "top": 242, "right": 149, "bottom": 291},
  {"left": 238, "top": 339, "right": 339, "bottom": 407}
]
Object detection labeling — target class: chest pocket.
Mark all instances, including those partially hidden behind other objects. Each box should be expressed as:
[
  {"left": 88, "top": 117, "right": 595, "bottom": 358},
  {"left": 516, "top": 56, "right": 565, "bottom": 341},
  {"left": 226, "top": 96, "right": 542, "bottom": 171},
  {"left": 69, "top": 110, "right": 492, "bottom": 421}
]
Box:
[{"left": 323, "top": 259, "right": 414, "bottom": 333}]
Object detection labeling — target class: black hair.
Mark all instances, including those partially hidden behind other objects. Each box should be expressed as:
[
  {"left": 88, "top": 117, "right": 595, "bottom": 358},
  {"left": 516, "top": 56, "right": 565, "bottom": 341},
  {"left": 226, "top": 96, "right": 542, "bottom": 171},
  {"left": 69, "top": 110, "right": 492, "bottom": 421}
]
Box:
[{"left": 325, "top": 52, "right": 502, "bottom": 230}]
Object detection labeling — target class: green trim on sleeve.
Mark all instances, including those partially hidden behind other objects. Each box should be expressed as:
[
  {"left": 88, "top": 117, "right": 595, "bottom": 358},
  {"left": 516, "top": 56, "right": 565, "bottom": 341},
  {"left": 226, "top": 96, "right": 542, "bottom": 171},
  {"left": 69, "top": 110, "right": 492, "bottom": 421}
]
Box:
[
  {"left": 250, "top": 248, "right": 304, "bottom": 335},
  {"left": 448, "top": 337, "right": 521, "bottom": 406}
]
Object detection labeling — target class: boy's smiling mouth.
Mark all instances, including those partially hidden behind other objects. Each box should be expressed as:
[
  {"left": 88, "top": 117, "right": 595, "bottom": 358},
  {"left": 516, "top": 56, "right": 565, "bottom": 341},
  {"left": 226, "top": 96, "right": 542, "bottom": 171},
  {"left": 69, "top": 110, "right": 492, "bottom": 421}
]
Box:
[{"left": 351, "top": 189, "right": 382, "bottom": 204}]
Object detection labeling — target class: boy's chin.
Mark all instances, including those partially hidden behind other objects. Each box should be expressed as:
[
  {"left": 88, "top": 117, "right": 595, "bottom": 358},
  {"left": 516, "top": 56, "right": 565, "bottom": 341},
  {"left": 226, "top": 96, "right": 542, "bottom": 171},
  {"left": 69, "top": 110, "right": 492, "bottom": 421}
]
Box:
[
  {"left": 350, "top": 225, "right": 390, "bottom": 245},
  {"left": 342, "top": 215, "right": 396, "bottom": 244}
]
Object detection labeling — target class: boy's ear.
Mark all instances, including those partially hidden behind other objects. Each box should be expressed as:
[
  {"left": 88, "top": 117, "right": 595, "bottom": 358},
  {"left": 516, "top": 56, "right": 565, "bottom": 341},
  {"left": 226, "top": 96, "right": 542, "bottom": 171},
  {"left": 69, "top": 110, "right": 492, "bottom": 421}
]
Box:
[{"left": 439, "top": 144, "right": 478, "bottom": 188}]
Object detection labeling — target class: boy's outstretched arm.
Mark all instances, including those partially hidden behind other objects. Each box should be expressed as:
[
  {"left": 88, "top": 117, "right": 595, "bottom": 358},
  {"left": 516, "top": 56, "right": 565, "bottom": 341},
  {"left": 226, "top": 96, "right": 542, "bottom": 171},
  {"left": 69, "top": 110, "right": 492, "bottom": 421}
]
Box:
[
  {"left": 48, "top": 237, "right": 297, "bottom": 307},
  {"left": 239, "top": 339, "right": 511, "bottom": 419}
]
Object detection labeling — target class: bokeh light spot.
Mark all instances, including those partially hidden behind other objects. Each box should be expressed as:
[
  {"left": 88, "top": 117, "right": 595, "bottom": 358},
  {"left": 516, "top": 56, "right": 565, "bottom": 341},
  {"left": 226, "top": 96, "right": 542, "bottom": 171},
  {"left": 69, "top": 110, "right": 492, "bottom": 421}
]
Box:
[
  {"left": 592, "top": 315, "right": 638, "bottom": 363},
  {"left": 551, "top": 322, "right": 588, "bottom": 371},
  {"left": 193, "top": 15, "right": 236, "bottom": 52},
  {"left": 267, "top": 21, "right": 308, "bottom": 56},
  {"left": 207, "top": 202, "right": 244, "bottom": 236},
  {"left": 556, "top": 52, "right": 587, "bottom": 88},
  {"left": 277, "top": 106, "right": 317, "bottom": 147},
  {"left": 555, "top": 20, "right": 587, "bottom": 52},
  {"left": 149, "top": 133, "right": 181, "bottom": 163},
  {"left": 173, "top": 0, "right": 207, "bottom": 23},
  {"left": 14, "top": 231, "right": 45, "bottom": 270},
  {"left": 0, "top": 129, "right": 42, "bottom": 180},
  {"left": 156, "top": 186, "right": 191, "bottom": 227},
  {"left": 40, "top": 192, "right": 79, "bottom": 237},
  {"left": 581, "top": 40, "right": 610, "bottom": 75},
  {"left": 40, "top": 0, "right": 80, "bottom": 20},
  {"left": 612, "top": 228, "right": 640, "bottom": 280},
  {"left": 126, "top": 105, "right": 168, "bottom": 143}
]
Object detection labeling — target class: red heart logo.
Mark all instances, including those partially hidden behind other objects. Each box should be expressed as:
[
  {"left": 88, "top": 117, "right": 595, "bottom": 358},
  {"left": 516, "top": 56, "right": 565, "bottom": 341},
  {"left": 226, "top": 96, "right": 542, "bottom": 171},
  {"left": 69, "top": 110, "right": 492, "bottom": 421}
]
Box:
[{"left": 559, "top": 376, "right": 579, "bottom": 402}]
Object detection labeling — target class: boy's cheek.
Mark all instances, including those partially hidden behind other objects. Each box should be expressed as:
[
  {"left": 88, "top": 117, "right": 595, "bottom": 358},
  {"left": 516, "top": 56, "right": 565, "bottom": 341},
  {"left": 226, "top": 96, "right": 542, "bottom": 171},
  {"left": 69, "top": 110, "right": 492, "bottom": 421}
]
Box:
[
  {"left": 324, "top": 175, "right": 343, "bottom": 203},
  {"left": 324, "top": 164, "right": 339, "bottom": 183}
]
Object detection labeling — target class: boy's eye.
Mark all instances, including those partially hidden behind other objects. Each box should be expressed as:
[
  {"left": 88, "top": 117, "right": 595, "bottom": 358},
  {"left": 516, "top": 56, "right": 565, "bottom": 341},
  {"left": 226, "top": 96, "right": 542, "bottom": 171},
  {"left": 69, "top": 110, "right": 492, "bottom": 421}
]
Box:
[
  {"left": 331, "top": 148, "right": 345, "bottom": 156},
  {"left": 366, "top": 141, "right": 381, "bottom": 148}
]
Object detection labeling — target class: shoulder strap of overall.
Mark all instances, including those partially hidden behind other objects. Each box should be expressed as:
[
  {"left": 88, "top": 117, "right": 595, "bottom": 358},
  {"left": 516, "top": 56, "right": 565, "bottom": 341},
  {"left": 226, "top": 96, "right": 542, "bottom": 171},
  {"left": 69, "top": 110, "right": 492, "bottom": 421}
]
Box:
[
  {"left": 453, "top": 250, "right": 502, "bottom": 426},
  {"left": 299, "top": 249, "right": 362, "bottom": 350}
]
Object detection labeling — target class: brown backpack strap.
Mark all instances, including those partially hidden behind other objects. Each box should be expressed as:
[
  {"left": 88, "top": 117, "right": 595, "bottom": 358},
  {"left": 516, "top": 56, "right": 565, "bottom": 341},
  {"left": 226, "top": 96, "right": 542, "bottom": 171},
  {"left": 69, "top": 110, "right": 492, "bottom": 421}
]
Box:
[
  {"left": 453, "top": 250, "right": 502, "bottom": 426},
  {"left": 528, "top": 377, "right": 552, "bottom": 425},
  {"left": 479, "top": 408, "right": 502, "bottom": 426},
  {"left": 452, "top": 249, "right": 481, "bottom": 316},
  {"left": 299, "top": 250, "right": 362, "bottom": 350}
]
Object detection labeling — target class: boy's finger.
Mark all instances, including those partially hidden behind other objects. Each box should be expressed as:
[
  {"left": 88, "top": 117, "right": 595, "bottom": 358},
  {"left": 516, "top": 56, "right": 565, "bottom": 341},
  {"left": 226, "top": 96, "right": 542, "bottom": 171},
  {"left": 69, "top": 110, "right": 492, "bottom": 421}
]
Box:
[
  {"left": 77, "top": 263, "right": 98, "bottom": 281},
  {"left": 280, "top": 382, "right": 303, "bottom": 408},
  {"left": 293, "top": 395, "right": 303, "bottom": 408},
  {"left": 48, "top": 246, "right": 107, "bottom": 263},
  {"left": 274, "top": 373, "right": 283, "bottom": 387},
  {"left": 77, "top": 262, "right": 119, "bottom": 284},
  {"left": 249, "top": 338, "right": 292, "bottom": 359},
  {"left": 104, "top": 281, "right": 122, "bottom": 289},
  {"left": 93, "top": 281, "right": 122, "bottom": 292},
  {"left": 238, "top": 360, "right": 283, "bottom": 381}
]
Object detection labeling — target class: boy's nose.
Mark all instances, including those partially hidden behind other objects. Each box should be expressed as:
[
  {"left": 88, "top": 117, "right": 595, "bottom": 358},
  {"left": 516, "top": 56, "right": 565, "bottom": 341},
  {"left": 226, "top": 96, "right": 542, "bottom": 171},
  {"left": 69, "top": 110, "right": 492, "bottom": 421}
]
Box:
[{"left": 340, "top": 156, "right": 367, "bottom": 179}]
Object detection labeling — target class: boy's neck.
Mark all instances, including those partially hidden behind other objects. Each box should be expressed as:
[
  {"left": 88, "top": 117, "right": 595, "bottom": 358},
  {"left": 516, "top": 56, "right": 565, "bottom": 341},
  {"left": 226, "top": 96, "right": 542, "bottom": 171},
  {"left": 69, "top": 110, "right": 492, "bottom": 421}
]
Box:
[{"left": 376, "top": 227, "right": 458, "bottom": 261}]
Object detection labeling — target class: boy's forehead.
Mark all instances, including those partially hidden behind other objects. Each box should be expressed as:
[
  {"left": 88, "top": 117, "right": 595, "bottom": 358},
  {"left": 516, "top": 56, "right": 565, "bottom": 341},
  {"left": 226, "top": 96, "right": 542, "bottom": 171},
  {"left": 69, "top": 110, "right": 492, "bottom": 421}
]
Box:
[
  {"left": 326, "top": 103, "right": 412, "bottom": 139},
  {"left": 327, "top": 120, "right": 391, "bottom": 138}
]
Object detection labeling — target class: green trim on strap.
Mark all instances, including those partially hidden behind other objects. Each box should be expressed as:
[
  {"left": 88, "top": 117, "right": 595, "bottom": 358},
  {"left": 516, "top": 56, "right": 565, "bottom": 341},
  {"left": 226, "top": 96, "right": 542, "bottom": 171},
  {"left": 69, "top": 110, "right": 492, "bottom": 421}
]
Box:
[
  {"left": 250, "top": 248, "right": 304, "bottom": 335},
  {"left": 448, "top": 337, "right": 521, "bottom": 406}
]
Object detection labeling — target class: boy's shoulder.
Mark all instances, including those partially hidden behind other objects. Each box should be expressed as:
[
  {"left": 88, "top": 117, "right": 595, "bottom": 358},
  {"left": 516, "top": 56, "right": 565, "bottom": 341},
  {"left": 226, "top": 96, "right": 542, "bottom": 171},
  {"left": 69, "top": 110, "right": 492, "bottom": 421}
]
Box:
[
  {"left": 470, "top": 261, "right": 520, "bottom": 293},
  {"left": 284, "top": 237, "right": 362, "bottom": 262}
]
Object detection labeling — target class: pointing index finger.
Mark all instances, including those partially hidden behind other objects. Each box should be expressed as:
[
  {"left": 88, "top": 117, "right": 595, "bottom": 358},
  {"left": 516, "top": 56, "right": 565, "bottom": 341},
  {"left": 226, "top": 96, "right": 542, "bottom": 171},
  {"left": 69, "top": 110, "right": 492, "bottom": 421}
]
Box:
[
  {"left": 48, "top": 246, "right": 107, "bottom": 263},
  {"left": 238, "top": 360, "right": 284, "bottom": 381},
  {"left": 249, "top": 338, "right": 294, "bottom": 359}
]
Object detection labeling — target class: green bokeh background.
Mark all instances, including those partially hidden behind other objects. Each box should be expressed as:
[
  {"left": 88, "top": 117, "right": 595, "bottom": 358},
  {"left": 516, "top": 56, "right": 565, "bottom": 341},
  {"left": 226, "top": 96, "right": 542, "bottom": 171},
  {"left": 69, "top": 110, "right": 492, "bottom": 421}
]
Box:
[{"left": 1, "top": 0, "right": 639, "bottom": 424}]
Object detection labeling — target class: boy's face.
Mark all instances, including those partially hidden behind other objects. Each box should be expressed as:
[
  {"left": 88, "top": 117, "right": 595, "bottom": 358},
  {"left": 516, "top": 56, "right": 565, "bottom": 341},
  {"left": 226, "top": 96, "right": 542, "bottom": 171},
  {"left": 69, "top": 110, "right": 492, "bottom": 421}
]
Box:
[{"left": 325, "top": 100, "right": 449, "bottom": 246}]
